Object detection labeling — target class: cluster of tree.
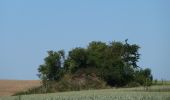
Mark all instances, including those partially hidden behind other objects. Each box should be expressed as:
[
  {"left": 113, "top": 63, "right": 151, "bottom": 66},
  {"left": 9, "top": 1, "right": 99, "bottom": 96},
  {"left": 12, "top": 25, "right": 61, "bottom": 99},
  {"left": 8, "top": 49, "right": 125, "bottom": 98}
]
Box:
[{"left": 38, "top": 40, "right": 153, "bottom": 87}]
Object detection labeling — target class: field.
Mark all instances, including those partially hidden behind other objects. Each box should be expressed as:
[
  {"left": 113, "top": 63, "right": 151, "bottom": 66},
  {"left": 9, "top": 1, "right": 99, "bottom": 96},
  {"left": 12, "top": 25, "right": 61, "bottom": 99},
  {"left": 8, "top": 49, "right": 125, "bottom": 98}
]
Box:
[
  {"left": 0, "top": 80, "right": 41, "bottom": 96},
  {"left": 0, "top": 85, "right": 170, "bottom": 100}
]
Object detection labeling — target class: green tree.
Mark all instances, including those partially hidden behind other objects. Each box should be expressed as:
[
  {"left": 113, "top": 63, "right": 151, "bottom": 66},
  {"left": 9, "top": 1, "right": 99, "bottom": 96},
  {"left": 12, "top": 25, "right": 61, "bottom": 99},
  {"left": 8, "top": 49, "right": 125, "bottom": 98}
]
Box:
[
  {"left": 65, "top": 47, "right": 87, "bottom": 73},
  {"left": 37, "top": 40, "right": 152, "bottom": 88},
  {"left": 38, "top": 50, "right": 65, "bottom": 81},
  {"left": 87, "top": 41, "right": 107, "bottom": 68},
  {"left": 100, "top": 40, "right": 140, "bottom": 86},
  {"left": 134, "top": 68, "right": 153, "bottom": 86}
]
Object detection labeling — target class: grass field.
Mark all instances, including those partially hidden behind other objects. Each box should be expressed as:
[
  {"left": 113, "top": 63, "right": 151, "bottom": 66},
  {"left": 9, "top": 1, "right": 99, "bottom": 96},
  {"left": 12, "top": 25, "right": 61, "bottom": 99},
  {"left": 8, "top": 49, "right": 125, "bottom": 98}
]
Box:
[
  {"left": 0, "top": 85, "right": 170, "bottom": 100},
  {"left": 0, "top": 80, "right": 41, "bottom": 96}
]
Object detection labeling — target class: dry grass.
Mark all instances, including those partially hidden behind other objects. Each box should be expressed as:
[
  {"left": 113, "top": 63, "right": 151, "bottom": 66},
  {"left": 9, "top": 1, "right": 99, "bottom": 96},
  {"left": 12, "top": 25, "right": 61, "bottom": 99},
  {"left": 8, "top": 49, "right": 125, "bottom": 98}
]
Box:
[{"left": 0, "top": 80, "right": 41, "bottom": 96}]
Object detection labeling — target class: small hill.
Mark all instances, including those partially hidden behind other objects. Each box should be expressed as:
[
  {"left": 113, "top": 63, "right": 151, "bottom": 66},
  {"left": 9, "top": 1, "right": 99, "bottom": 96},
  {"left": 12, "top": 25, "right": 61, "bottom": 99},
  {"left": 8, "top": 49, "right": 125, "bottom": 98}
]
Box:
[{"left": 0, "top": 80, "right": 41, "bottom": 96}]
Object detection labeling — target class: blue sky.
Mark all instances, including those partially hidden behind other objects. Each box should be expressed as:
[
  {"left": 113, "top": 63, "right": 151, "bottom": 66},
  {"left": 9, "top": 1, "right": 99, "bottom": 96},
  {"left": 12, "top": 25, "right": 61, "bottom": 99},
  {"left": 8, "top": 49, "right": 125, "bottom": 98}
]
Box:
[{"left": 0, "top": 0, "right": 170, "bottom": 80}]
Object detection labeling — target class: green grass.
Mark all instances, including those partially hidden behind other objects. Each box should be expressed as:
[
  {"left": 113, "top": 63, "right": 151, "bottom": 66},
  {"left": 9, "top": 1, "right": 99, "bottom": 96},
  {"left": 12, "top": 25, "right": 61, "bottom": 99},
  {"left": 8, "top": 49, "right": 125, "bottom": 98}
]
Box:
[{"left": 0, "top": 85, "right": 170, "bottom": 100}]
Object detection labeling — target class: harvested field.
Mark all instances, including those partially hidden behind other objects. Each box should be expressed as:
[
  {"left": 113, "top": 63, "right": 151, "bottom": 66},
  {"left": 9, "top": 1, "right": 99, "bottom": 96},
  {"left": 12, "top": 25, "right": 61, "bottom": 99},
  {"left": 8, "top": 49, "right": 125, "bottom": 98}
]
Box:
[{"left": 0, "top": 80, "right": 41, "bottom": 96}]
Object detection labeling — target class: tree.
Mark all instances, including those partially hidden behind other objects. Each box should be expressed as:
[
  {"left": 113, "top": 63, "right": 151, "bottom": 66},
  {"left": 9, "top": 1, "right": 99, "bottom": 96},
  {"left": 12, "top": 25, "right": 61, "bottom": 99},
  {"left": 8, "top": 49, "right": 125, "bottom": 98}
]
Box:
[
  {"left": 87, "top": 41, "right": 107, "bottom": 68},
  {"left": 134, "top": 68, "right": 153, "bottom": 86},
  {"left": 37, "top": 40, "right": 153, "bottom": 88},
  {"left": 65, "top": 47, "right": 87, "bottom": 73},
  {"left": 38, "top": 50, "right": 65, "bottom": 81},
  {"left": 100, "top": 40, "right": 140, "bottom": 86}
]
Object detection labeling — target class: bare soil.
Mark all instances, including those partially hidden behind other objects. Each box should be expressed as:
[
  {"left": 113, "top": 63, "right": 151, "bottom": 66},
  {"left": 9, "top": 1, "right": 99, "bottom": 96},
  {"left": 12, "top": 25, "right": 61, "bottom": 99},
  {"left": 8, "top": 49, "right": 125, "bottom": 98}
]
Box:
[{"left": 0, "top": 80, "right": 41, "bottom": 96}]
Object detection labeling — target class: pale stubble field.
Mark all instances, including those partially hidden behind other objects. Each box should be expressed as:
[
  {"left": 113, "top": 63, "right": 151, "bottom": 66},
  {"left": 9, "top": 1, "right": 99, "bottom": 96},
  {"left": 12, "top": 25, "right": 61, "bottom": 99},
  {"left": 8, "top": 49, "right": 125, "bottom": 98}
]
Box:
[{"left": 0, "top": 80, "right": 41, "bottom": 96}]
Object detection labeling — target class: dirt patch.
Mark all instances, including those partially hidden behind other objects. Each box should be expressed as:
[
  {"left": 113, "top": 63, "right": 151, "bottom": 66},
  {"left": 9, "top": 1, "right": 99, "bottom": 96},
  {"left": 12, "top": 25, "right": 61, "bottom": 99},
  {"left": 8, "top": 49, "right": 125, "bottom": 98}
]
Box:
[{"left": 0, "top": 80, "right": 41, "bottom": 96}]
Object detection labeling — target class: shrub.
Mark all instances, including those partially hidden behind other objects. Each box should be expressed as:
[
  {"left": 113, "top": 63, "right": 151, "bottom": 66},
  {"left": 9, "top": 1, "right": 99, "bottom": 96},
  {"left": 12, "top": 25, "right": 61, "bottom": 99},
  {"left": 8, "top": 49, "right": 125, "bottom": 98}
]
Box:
[{"left": 126, "top": 82, "right": 141, "bottom": 87}]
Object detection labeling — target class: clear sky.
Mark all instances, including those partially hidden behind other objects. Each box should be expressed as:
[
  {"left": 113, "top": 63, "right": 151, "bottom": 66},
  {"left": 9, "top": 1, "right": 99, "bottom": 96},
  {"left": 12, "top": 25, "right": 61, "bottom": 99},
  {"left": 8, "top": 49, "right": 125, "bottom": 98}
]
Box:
[{"left": 0, "top": 0, "right": 170, "bottom": 80}]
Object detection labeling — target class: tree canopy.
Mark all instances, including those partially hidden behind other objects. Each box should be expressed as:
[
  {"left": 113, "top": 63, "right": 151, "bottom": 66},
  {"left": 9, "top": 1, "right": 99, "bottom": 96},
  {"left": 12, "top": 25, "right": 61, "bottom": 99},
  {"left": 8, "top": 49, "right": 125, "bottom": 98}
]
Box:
[{"left": 38, "top": 40, "right": 152, "bottom": 87}]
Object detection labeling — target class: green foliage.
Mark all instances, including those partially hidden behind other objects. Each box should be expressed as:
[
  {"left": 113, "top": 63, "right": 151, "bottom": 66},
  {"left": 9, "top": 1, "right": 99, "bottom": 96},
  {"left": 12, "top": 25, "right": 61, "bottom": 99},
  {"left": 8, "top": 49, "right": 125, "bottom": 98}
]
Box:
[
  {"left": 65, "top": 47, "right": 87, "bottom": 73},
  {"left": 35, "top": 40, "right": 153, "bottom": 94},
  {"left": 83, "top": 40, "right": 141, "bottom": 86},
  {"left": 126, "top": 82, "right": 141, "bottom": 87},
  {"left": 134, "top": 68, "right": 153, "bottom": 86},
  {"left": 87, "top": 41, "right": 108, "bottom": 68},
  {"left": 38, "top": 50, "right": 65, "bottom": 81}
]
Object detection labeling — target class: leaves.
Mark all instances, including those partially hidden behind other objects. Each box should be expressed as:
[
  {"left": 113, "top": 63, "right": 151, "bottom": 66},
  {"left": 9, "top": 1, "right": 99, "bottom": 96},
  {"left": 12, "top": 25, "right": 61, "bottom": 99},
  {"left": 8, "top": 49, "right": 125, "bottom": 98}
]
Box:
[{"left": 37, "top": 40, "right": 152, "bottom": 87}]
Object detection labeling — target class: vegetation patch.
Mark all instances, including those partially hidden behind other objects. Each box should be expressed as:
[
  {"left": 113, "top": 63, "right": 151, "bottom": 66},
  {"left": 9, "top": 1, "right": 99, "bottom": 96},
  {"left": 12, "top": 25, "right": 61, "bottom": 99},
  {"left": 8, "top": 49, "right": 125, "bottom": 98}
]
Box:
[
  {"left": 2, "top": 86, "right": 170, "bottom": 100},
  {"left": 14, "top": 40, "right": 153, "bottom": 95}
]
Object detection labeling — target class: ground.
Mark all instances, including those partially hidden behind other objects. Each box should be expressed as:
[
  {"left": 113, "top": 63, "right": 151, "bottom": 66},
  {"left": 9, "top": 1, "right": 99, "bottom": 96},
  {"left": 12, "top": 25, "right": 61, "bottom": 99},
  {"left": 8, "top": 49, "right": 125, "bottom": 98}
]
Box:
[
  {"left": 0, "top": 80, "right": 170, "bottom": 100},
  {"left": 0, "top": 86, "right": 170, "bottom": 100},
  {"left": 0, "top": 80, "right": 41, "bottom": 96}
]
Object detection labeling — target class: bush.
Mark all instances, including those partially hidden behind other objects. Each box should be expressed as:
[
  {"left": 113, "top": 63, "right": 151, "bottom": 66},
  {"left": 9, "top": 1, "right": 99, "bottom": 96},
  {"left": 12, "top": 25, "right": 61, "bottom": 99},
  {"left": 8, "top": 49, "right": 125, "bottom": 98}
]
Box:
[
  {"left": 56, "top": 74, "right": 108, "bottom": 91},
  {"left": 14, "top": 74, "right": 108, "bottom": 96},
  {"left": 126, "top": 82, "right": 141, "bottom": 87}
]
